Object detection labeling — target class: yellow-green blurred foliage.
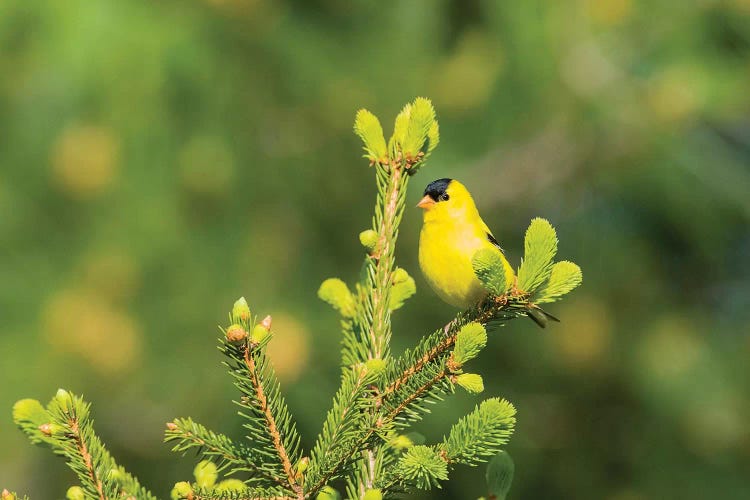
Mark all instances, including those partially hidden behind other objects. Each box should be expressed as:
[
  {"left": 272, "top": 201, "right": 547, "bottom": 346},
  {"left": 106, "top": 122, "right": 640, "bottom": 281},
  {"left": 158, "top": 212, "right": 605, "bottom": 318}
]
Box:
[{"left": 1, "top": 1, "right": 749, "bottom": 499}]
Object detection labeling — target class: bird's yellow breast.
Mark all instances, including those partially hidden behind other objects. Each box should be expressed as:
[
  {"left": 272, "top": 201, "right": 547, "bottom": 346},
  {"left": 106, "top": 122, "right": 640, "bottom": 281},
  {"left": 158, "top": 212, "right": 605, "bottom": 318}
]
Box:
[{"left": 418, "top": 220, "right": 493, "bottom": 309}]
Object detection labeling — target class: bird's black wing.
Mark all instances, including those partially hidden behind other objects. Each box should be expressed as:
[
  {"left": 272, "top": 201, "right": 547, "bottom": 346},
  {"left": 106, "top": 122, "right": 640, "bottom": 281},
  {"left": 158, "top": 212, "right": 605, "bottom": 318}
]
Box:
[{"left": 486, "top": 232, "right": 505, "bottom": 254}]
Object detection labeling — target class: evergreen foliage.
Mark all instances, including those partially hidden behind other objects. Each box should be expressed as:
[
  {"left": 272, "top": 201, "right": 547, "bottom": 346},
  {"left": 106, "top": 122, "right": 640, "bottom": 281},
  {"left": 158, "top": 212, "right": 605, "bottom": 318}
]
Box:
[
  {"left": 471, "top": 249, "right": 510, "bottom": 296},
  {"left": 388, "top": 268, "right": 416, "bottom": 312},
  {"left": 534, "top": 261, "right": 584, "bottom": 304},
  {"left": 10, "top": 99, "right": 582, "bottom": 499},
  {"left": 12, "top": 391, "right": 157, "bottom": 500},
  {"left": 440, "top": 399, "right": 516, "bottom": 466},
  {"left": 452, "top": 323, "right": 488, "bottom": 367},
  {"left": 517, "top": 218, "right": 558, "bottom": 293},
  {"left": 318, "top": 279, "right": 357, "bottom": 318},
  {"left": 354, "top": 110, "right": 387, "bottom": 164},
  {"left": 393, "top": 446, "right": 448, "bottom": 490}
]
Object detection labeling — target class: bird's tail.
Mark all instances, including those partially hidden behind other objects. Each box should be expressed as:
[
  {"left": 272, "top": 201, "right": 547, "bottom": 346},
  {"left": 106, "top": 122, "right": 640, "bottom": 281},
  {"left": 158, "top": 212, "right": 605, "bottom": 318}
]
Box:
[{"left": 526, "top": 305, "right": 560, "bottom": 329}]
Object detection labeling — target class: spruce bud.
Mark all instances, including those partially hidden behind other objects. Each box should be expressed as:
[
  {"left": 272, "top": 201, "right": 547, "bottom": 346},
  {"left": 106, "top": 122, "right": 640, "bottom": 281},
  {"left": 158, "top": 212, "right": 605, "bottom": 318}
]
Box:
[
  {"left": 363, "top": 489, "right": 382, "bottom": 500},
  {"left": 318, "top": 279, "right": 356, "bottom": 317},
  {"left": 316, "top": 486, "right": 341, "bottom": 500},
  {"left": 365, "top": 358, "right": 386, "bottom": 378},
  {"left": 296, "top": 456, "right": 310, "bottom": 474},
  {"left": 260, "top": 315, "right": 272, "bottom": 330},
  {"left": 226, "top": 324, "right": 247, "bottom": 344},
  {"left": 66, "top": 487, "right": 85, "bottom": 500},
  {"left": 392, "top": 267, "right": 410, "bottom": 284},
  {"left": 251, "top": 324, "right": 271, "bottom": 344},
  {"left": 215, "top": 479, "right": 246, "bottom": 493},
  {"left": 390, "top": 434, "right": 413, "bottom": 450},
  {"left": 108, "top": 468, "right": 123, "bottom": 481},
  {"left": 55, "top": 388, "right": 73, "bottom": 410},
  {"left": 194, "top": 460, "right": 218, "bottom": 488},
  {"left": 359, "top": 229, "right": 378, "bottom": 252},
  {"left": 232, "top": 297, "right": 251, "bottom": 322},
  {"left": 170, "top": 482, "right": 192, "bottom": 500}
]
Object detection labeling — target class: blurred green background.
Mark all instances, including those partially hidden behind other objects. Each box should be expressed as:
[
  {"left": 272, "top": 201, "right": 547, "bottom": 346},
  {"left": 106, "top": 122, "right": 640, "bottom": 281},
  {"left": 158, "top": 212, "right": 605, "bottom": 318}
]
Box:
[{"left": 2, "top": 0, "right": 750, "bottom": 498}]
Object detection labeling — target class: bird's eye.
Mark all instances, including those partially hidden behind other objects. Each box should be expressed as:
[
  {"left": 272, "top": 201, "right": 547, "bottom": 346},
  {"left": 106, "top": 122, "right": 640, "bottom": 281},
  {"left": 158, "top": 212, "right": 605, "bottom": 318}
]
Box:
[{"left": 439, "top": 193, "right": 450, "bottom": 201}]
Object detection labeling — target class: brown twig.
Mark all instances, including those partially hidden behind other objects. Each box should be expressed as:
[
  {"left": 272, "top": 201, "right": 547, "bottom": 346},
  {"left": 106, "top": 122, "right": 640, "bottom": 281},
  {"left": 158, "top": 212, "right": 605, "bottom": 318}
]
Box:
[
  {"left": 381, "top": 297, "right": 528, "bottom": 401},
  {"left": 191, "top": 495, "right": 294, "bottom": 500},
  {"left": 356, "top": 159, "right": 409, "bottom": 498},
  {"left": 368, "top": 164, "right": 404, "bottom": 358},
  {"left": 383, "top": 333, "right": 456, "bottom": 398},
  {"left": 243, "top": 347, "right": 303, "bottom": 499},
  {"left": 382, "top": 366, "right": 450, "bottom": 424},
  {"left": 309, "top": 364, "right": 452, "bottom": 495},
  {"left": 69, "top": 419, "right": 105, "bottom": 500},
  {"left": 309, "top": 302, "right": 524, "bottom": 496}
]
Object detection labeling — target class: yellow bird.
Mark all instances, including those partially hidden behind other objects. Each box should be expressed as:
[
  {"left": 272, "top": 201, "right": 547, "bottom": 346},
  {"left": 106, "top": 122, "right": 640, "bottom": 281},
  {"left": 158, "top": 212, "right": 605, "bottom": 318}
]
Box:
[{"left": 417, "top": 178, "right": 557, "bottom": 327}]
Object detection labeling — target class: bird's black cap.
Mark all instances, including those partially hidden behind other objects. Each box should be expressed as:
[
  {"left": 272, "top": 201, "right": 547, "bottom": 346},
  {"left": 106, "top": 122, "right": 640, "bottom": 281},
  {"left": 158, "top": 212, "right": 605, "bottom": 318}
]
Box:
[{"left": 424, "top": 178, "right": 452, "bottom": 201}]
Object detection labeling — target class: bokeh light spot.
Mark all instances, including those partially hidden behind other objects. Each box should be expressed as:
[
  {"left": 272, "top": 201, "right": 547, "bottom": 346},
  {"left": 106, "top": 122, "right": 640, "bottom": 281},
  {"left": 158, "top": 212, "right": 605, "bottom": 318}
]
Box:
[
  {"left": 51, "top": 124, "right": 120, "bottom": 199},
  {"left": 42, "top": 289, "right": 142, "bottom": 375},
  {"left": 681, "top": 394, "right": 747, "bottom": 456},
  {"left": 636, "top": 316, "right": 704, "bottom": 385},
  {"left": 80, "top": 249, "right": 141, "bottom": 303},
  {"left": 584, "top": 0, "right": 633, "bottom": 26},
  {"left": 431, "top": 31, "right": 504, "bottom": 114},
  {"left": 548, "top": 296, "right": 613, "bottom": 371},
  {"left": 179, "top": 135, "right": 235, "bottom": 198},
  {"left": 646, "top": 66, "right": 702, "bottom": 125},
  {"left": 264, "top": 312, "right": 310, "bottom": 383}
]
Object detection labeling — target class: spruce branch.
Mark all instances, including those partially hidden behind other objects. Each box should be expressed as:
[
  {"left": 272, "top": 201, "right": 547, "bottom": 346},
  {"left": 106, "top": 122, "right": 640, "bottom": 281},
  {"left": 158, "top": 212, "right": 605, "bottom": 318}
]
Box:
[
  {"left": 379, "top": 300, "right": 529, "bottom": 427},
  {"left": 164, "top": 417, "right": 286, "bottom": 488},
  {"left": 306, "top": 303, "right": 525, "bottom": 497},
  {"left": 342, "top": 98, "right": 438, "bottom": 367},
  {"left": 353, "top": 99, "right": 440, "bottom": 497},
  {"left": 169, "top": 458, "right": 297, "bottom": 500},
  {"left": 11, "top": 99, "right": 585, "bottom": 500},
  {"left": 366, "top": 159, "right": 407, "bottom": 360},
  {"left": 305, "top": 365, "right": 376, "bottom": 489},
  {"left": 12, "top": 390, "right": 158, "bottom": 500},
  {"left": 244, "top": 346, "right": 296, "bottom": 489},
  {"left": 472, "top": 249, "right": 511, "bottom": 296},
  {"left": 308, "top": 99, "right": 439, "bottom": 499},
  {"left": 392, "top": 445, "right": 448, "bottom": 490},
  {"left": 534, "top": 261, "right": 583, "bottom": 304},
  {"left": 439, "top": 398, "right": 516, "bottom": 466},
  {"left": 376, "top": 399, "right": 515, "bottom": 495},
  {"left": 69, "top": 412, "right": 105, "bottom": 500},
  {"left": 354, "top": 110, "right": 387, "bottom": 164},
  {"left": 517, "top": 218, "right": 558, "bottom": 293},
  {"left": 187, "top": 491, "right": 294, "bottom": 500},
  {"left": 227, "top": 340, "right": 303, "bottom": 498},
  {"left": 308, "top": 265, "right": 577, "bottom": 497}
]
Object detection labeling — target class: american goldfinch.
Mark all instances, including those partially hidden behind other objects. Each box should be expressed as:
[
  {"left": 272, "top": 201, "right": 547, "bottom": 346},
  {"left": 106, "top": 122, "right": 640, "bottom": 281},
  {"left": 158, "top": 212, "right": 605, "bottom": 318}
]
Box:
[{"left": 417, "top": 178, "right": 558, "bottom": 327}]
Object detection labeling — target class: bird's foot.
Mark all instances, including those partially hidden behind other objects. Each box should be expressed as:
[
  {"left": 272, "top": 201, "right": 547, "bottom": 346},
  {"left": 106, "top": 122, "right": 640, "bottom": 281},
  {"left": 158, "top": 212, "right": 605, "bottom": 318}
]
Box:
[{"left": 493, "top": 294, "right": 509, "bottom": 307}]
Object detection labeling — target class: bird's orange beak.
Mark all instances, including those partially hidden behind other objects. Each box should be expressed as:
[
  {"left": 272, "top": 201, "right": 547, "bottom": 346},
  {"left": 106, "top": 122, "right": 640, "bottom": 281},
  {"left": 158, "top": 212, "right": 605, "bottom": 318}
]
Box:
[{"left": 416, "top": 195, "right": 435, "bottom": 210}]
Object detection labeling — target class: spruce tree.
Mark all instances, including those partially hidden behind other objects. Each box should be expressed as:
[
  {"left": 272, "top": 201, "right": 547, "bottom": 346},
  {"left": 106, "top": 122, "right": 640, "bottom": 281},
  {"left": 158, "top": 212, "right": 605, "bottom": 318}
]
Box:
[{"left": 10, "top": 98, "right": 581, "bottom": 499}]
